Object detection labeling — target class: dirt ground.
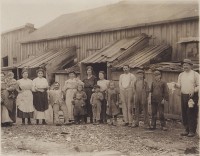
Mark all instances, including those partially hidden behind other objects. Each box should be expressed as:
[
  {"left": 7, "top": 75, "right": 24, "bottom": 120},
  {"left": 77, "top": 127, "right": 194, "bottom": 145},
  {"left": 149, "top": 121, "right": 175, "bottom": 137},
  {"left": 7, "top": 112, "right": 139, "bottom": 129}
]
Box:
[{"left": 1, "top": 118, "right": 199, "bottom": 156}]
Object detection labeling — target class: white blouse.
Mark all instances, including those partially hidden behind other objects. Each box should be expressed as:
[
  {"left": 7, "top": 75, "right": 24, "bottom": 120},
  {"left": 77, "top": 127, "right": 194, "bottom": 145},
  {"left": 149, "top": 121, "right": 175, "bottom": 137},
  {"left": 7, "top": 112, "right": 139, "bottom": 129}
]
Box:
[
  {"left": 97, "top": 79, "right": 110, "bottom": 92},
  {"left": 32, "top": 77, "right": 49, "bottom": 91}
]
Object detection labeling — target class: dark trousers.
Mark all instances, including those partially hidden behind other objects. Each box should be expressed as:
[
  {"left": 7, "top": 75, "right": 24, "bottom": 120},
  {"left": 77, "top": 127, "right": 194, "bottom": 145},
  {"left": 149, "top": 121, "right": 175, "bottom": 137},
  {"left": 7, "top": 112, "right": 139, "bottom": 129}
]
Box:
[
  {"left": 151, "top": 102, "right": 166, "bottom": 128},
  {"left": 84, "top": 103, "right": 93, "bottom": 123},
  {"left": 134, "top": 95, "right": 150, "bottom": 126},
  {"left": 100, "top": 99, "right": 107, "bottom": 123},
  {"left": 74, "top": 115, "right": 84, "bottom": 124},
  {"left": 181, "top": 93, "right": 198, "bottom": 133}
]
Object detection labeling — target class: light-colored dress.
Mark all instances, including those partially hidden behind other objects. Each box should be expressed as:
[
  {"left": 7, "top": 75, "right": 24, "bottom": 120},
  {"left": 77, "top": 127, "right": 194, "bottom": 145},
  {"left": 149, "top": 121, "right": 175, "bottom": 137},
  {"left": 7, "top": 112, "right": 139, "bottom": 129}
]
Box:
[
  {"left": 63, "top": 78, "right": 84, "bottom": 120},
  {"left": 32, "top": 77, "right": 49, "bottom": 120},
  {"left": 16, "top": 79, "right": 34, "bottom": 114}
]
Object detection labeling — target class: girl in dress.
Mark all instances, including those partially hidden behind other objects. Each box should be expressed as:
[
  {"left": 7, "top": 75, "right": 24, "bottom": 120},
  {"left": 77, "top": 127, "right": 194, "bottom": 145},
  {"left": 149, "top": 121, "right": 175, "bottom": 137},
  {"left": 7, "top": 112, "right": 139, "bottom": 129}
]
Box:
[
  {"left": 32, "top": 68, "right": 49, "bottom": 125},
  {"left": 63, "top": 71, "right": 84, "bottom": 122},
  {"left": 82, "top": 66, "right": 97, "bottom": 123},
  {"left": 97, "top": 71, "right": 109, "bottom": 124},
  {"left": 16, "top": 69, "right": 34, "bottom": 125},
  {"left": 106, "top": 81, "right": 120, "bottom": 126}
]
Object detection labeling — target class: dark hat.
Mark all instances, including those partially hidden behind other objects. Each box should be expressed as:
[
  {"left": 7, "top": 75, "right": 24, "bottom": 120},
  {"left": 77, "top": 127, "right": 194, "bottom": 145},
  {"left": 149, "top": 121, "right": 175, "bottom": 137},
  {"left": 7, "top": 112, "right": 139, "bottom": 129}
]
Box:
[
  {"left": 36, "top": 68, "right": 45, "bottom": 74},
  {"left": 181, "top": 59, "right": 193, "bottom": 65},
  {"left": 68, "top": 70, "right": 77, "bottom": 75},
  {"left": 93, "top": 84, "right": 100, "bottom": 89},
  {"left": 136, "top": 69, "right": 144, "bottom": 74},
  {"left": 153, "top": 70, "right": 161, "bottom": 76},
  {"left": 21, "top": 68, "right": 28, "bottom": 74}
]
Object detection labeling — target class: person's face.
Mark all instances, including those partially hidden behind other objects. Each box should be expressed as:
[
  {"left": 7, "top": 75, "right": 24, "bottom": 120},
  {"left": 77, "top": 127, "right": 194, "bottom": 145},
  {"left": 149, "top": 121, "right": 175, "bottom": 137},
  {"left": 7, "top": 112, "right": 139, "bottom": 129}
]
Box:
[
  {"left": 183, "top": 63, "right": 192, "bottom": 72},
  {"left": 87, "top": 69, "right": 92, "bottom": 75},
  {"left": 37, "top": 71, "right": 44, "bottom": 78},
  {"left": 54, "top": 83, "right": 60, "bottom": 90},
  {"left": 1, "top": 73, "right": 5, "bottom": 81},
  {"left": 99, "top": 72, "right": 104, "bottom": 80},
  {"left": 154, "top": 75, "right": 161, "bottom": 81},
  {"left": 95, "top": 87, "right": 100, "bottom": 92},
  {"left": 123, "top": 66, "right": 130, "bottom": 73},
  {"left": 69, "top": 73, "right": 76, "bottom": 79},
  {"left": 22, "top": 72, "right": 28, "bottom": 79},
  {"left": 109, "top": 83, "right": 115, "bottom": 89},
  {"left": 137, "top": 73, "right": 144, "bottom": 79},
  {"left": 77, "top": 85, "right": 83, "bottom": 91}
]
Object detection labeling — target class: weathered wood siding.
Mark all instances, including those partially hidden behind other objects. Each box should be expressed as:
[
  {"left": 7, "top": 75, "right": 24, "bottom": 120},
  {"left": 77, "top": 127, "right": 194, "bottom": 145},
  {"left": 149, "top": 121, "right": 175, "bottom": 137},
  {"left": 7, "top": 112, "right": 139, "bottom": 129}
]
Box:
[
  {"left": 21, "top": 19, "right": 199, "bottom": 62},
  {"left": 1, "top": 24, "right": 35, "bottom": 66}
]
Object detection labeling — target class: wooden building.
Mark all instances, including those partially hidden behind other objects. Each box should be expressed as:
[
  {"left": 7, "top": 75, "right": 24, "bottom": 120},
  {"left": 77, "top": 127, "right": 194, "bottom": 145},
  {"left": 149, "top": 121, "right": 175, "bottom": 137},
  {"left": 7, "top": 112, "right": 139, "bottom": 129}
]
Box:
[
  {"left": 20, "top": 1, "right": 198, "bottom": 63},
  {"left": 1, "top": 23, "right": 36, "bottom": 67}
]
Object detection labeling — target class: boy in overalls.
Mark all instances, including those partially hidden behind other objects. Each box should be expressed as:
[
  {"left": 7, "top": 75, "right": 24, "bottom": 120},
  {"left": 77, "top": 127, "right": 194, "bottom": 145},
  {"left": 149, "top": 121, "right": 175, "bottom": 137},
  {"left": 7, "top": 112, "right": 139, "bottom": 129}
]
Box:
[{"left": 132, "top": 69, "right": 151, "bottom": 129}]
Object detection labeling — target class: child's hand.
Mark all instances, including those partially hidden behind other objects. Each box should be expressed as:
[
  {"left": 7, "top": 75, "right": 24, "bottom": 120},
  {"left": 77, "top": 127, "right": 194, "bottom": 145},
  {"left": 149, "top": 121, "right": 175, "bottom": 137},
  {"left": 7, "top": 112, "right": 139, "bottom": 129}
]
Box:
[
  {"left": 161, "top": 99, "right": 165, "bottom": 105},
  {"left": 116, "top": 101, "right": 119, "bottom": 105}
]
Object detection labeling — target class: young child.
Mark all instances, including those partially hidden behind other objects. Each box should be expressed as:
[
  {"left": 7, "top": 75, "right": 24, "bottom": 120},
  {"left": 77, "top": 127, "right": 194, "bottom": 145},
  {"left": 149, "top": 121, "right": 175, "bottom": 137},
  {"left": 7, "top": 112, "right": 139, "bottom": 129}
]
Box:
[
  {"left": 48, "top": 82, "right": 70, "bottom": 126},
  {"left": 90, "top": 85, "right": 104, "bottom": 125},
  {"left": 5, "top": 72, "right": 18, "bottom": 99},
  {"left": 150, "top": 70, "right": 169, "bottom": 131},
  {"left": 132, "top": 69, "right": 151, "bottom": 129},
  {"left": 72, "top": 84, "right": 87, "bottom": 124},
  {"left": 106, "top": 81, "right": 120, "bottom": 126}
]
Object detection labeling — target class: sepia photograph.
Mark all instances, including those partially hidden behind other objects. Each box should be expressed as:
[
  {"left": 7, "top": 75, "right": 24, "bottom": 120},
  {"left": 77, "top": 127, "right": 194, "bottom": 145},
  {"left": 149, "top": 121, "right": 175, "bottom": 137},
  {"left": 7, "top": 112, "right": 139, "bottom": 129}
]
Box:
[{"left": 1, "top": 0, "right": 199, "bottom": 155}]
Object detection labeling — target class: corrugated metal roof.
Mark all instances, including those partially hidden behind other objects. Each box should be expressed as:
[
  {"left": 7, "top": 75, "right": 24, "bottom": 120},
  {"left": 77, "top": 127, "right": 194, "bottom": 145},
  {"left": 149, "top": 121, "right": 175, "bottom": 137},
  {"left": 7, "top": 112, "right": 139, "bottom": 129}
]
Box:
[
  {"left": 21, "top": 1, "right": 198, "bottom": 43},
  {"left": 81, "top": 34, "right": 149, "bottom": 64},
  {"left": 177, "top": 37, "right": 199, "bottom": 43},
  {"left": 114, "top": 45, "right": 171, "bottom": 69},
  {"left": 17, "top": 47, "right": 76, "bottom": 68}
]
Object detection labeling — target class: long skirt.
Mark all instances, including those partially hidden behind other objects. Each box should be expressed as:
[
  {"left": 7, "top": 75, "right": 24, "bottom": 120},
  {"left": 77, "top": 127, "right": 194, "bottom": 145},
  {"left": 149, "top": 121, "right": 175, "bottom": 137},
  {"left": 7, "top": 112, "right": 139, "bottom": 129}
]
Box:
[
  {"left": 33, "top": 91, "right": 49, "bottom": 120},
  {"left": 1, "top": 90, "right": 16, "bottom": 123},
  {"left": 1, "top": 105, "right": 13, "bottom": 123},
  {"left": 65, "top": 89, "right": 77, "bottom": 120}
]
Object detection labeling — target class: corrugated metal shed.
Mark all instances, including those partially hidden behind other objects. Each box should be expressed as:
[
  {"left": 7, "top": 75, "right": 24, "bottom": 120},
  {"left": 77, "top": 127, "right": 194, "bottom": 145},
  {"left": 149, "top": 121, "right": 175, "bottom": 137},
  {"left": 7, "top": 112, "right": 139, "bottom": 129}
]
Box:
[
  {"left": 114, "top": 45, "right": 171, "bottom": 69},
  {"left": 21, "top": 1, "right": 198, "bottom": 43},
  {"left": 81, "top": 34, "right": 150, "bottom": 64},
  {"left": 17, "top": 47, "right": 76, "bottom": 68}
]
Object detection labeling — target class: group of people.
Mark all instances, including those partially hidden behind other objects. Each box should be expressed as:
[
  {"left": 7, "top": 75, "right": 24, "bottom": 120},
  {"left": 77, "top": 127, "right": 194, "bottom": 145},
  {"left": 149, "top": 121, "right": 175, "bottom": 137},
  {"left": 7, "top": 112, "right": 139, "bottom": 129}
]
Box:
[{"left": 1, "top": 59, "right": 199, "bottom": 137}]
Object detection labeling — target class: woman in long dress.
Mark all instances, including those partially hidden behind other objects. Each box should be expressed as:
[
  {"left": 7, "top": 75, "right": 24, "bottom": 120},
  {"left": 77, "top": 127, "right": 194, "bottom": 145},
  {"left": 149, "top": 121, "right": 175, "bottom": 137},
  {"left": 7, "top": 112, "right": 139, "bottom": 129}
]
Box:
[
  {"left": 63, "top": 71, "right": 83, "bottom": 122},
  {"left": 16, "top": 69, "right": 34, "bottom": 125},
  {"left": 32, "top": 68, "right": 49, "bottom": 125},
  {"left": 1, "top": 72, "right": 13, "bottom": 127},
  {"left": 83, "top": 66, "right": 97, "bottom": 123},
  {"left": 1, "top": 72, "right": 18, "bottom": 127},
  {"left": 97, "top": 71, "right": 110, "bottom": 123}
]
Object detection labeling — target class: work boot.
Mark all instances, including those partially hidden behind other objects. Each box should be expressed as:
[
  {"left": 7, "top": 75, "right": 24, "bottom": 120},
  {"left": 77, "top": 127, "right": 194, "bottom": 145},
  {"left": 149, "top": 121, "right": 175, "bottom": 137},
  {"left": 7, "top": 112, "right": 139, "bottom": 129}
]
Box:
[
  {"left": 161, "top": 126, "right": 168, "bottom": 131},
  {"left": 187, "top": 132, "right": 195, "bottom": 137},
  {"left": 122, "top": 122, "right": 129, "bottom": 126},
  {"left": 180, "top": 130, "right": 189, "bottom": 136},
  {"left": 42, "top": 119, "right": 47, "bottom": 125},
  {"left": 27, "top": 118, "right": 32, "bottom": 125},
  {"left": 36, "top": 119, "right": 39, "bottom": 125},
  {"left": 113, "top": 118, "right": 117, "bottom": 126},
  {"left": 131, "top": 123, "right": 139, "bottom": 128},
  {"left": 108, "top": 118, "right": 113, "bottom": 125}
]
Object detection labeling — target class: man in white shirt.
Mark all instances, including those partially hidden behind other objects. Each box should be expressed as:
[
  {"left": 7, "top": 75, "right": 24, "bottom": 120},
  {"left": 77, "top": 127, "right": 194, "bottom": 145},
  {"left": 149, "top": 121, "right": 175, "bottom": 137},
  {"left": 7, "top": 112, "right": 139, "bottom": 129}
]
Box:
[
  {"left": 174, "top": 59, "right": 199, "bottom": 137},
  {"left": 119, "top": 65, "right": 136, "bottom": 126}
]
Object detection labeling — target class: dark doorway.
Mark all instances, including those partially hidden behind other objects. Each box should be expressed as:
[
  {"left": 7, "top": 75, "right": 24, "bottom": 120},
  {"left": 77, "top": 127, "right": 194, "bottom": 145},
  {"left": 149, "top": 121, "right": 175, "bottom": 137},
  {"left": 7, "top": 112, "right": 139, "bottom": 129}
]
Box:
[
  {"left": 84, "top": 63, "right": 107, "bottom": 80},
  {"left": 2, "top": 56, "right": 8, "bottom": 67}
]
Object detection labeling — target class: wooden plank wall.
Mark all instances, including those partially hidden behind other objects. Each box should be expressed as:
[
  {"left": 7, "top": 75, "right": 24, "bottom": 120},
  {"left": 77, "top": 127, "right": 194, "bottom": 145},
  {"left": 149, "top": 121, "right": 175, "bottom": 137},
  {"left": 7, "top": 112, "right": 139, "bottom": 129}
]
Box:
[
  {"left": 21, "top": 19, "right": 199, "bottom": 62},
  {"left": 1, "top": 26, "right": 35, "bottom": 66}
]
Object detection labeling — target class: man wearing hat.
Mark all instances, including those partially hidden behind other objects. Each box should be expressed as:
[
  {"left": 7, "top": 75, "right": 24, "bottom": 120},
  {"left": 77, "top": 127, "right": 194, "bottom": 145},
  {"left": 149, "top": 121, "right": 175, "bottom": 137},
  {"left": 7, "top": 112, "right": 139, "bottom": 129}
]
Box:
[
  {"left": 150, "top": 70, "right": 169, "bottom": 131},
  {"left": 132, "top": 69, "right": 151, "bottom": 129},
  {"left": 119, "top": 65, "right": 136, "bottom": 126},
  {"left": 174, "top": 59, "right": 199, "bottom": 137}
]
